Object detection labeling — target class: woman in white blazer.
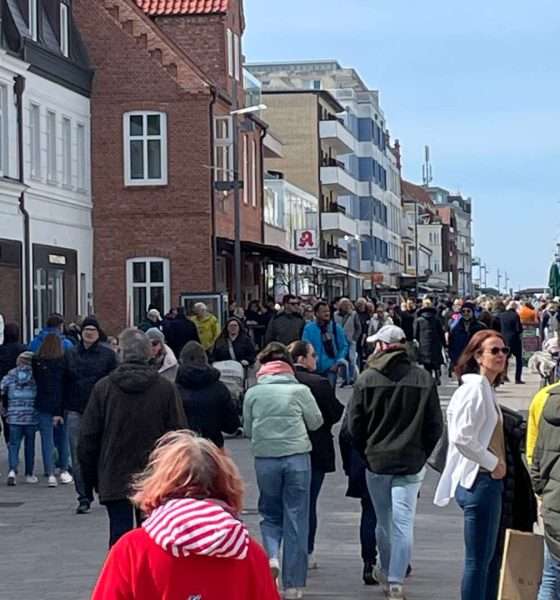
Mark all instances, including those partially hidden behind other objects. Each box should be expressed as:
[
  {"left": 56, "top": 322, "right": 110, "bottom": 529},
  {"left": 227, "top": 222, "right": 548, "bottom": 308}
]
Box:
[{"left": 434, "top": 329, "right": 508, "bottom": 600}]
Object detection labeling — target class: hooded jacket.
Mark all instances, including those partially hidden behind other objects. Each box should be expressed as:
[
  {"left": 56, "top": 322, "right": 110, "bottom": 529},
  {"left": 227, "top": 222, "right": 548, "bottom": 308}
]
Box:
[
  {"left": 414, "top": 307, "right": 446, "bottom": 366},
  {"left": 28, "top": 327, "right": 74, "bottom": 353},
  {"left": 175, "top": 364, "right": 240, "bottom": 448},
  {"left": 91, "top": 498, "right": 280, "bottom": 600},
  {"left": 531, "top": 388, "right": 560, "bottom": 560},
  {"left": 190, "top": 314, "right": 220, "bottom": 351},
  {"left": 349, "top": 349, "right": 443, "bottom": 475},
  {"left": 78, "top": 361, "right": 187, "bottom": 503},
  {"left": 0, "top": 365, "right": 38, "bottom": 425},
  {"left": 162, "top": 316, "right": 200, "bottom": 358}
]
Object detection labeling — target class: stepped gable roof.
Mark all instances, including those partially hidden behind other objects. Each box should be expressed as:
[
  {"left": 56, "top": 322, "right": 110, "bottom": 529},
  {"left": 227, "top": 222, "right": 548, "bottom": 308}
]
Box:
[{"left": 137, "top": 0, "right": 229, "bottom": 15}]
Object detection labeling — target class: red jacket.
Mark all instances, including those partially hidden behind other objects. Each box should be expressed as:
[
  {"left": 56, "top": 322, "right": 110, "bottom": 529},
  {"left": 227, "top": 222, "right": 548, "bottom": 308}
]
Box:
[{"left": 91, "top": 498, "right": 279, "bottom": 600}]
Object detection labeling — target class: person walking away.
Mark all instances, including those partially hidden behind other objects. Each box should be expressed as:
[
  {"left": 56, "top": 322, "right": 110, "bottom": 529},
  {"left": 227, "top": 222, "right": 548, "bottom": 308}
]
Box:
[
  {"left": 139, "top": 307, "right": 163, "bottom": 332},
  {"left": 265, "top": 295, "right": 305, "bottom": 347},
  {"left": 495, "top": 301, "right": 524, "bottom": 384},
  {"left": 414, "top": 298, "right": 447, "bottom": 385},
  {"left": 33, "top": 334, "right": 72, "bottom": 487},
  {"left": 29, "top": 313, "right": 74, "bottom": 353},
  {"left": 448, "top": 302, "right": 487, "bottom": 376},
  {"left": 212, "top": 317, "right": 257, "bottom": 366},
  {"left": 519, "top": 301, "right": 539, "bottom": 327},
  {"left": 434, "top": 330, "right": 509, "bottom": 600},
  {"left": 0, "top": 323, "right": 27, "bottom": 445},
  {"left": 339, "top": 410, "right": 379, "bottom": 586},
  {"left": 289, "top": 341, "right": 344, "bottom": 570},
  {"left": 146, "top": 328, "right": 178, "bottom": 382},
  {"left": 302, "top": 302, "right": 348, "bottom": 388},
  {"left": 162, "top": 306, "right": 200, "bottom": 359},
  {"left": 399, "top": 299, "right": 417, "bottom": 361},
  {"left": 190, "top": 303, "right": 220, "bottom": 352},
  {"left": 64, "top": 317, "right": 118, "bottom": 514},
  {"left": 1, "top": 351, "right": 39, "bottom": 485},
  {"left": 175, "top": 341, "right": 240, "bottom": 448},
  {"left": 334, "top": 298, "right": 362, "bottom": 386},
  {"left": 349, "top": 325, "right": 442, "bottom": 600},
  {"left": 91, "top": 431, "right": 280, "bottom": 600},
  {"left": 78, "top": 329, "right": 187, "bottom": 547},
  {"left": 243, "top": 343, "right": 323, "bottom": 599}
]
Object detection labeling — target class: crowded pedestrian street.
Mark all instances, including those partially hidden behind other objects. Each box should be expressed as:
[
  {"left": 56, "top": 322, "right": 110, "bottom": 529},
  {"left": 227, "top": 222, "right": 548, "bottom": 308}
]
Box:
[{"left": 0, "top": 370, "right": 538, "bottom": 600}]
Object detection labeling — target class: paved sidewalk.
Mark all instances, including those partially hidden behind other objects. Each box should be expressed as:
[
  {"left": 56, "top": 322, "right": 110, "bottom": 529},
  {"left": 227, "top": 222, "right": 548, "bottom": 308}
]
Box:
[{"left": 0, "top": 370, "right": 539, "bottom": 600}]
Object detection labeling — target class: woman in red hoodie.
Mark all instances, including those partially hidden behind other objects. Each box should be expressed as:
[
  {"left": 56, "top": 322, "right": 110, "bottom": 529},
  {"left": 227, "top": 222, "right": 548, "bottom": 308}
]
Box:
[{"left": 91, "top": 430, "right": 280, "bottom": 600}]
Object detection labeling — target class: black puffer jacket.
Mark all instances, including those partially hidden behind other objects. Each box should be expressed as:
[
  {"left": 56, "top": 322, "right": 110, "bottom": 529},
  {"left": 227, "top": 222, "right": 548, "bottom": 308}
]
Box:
[
  {"left": 212, "top": 334, "right": 257, "bottom": 366},
  {"left": 175, "top": 364, "right": 240, "bottom": 448},
  {"left": 265, "top": 312, "right": 305, "bottom": 346},
  {"left": 414, "top": 307, "right": 446, "bottom": 367},
  {"left": 64, "top": 341, "right": 118, "bottom": 414},
  {"left": 32, "top": 357, "right": 65, "bottom": 416},
  {"left": 78, "top": 361, "right": 187, "bottom": 503}
]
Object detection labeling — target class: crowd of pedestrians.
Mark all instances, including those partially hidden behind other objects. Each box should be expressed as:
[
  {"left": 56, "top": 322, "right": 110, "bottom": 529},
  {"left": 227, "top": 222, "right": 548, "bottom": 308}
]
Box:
[{"left": 2, "top": 291, "right": 560, "bottom": 599}]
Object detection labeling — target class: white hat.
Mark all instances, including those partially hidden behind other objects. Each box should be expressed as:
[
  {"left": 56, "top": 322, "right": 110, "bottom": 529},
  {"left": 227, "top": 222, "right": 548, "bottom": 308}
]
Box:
[{"left": 367, "top": 325, "right": 407, "bottom": 345}]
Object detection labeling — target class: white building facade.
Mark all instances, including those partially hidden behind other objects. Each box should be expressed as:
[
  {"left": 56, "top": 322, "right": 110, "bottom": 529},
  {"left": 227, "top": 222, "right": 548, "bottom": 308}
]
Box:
[{"left": 0, "top": 0, "right": 93, "bottom": 339}]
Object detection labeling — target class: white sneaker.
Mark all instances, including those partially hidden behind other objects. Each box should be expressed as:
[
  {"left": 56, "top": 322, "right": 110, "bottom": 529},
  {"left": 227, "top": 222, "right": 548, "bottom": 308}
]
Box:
[
  {"left": 59, "top": 471, "right": 73, "bottom": 484},
  {"left": 387, "top": 583, "right": 405, "bottom": 599},
  {"left": 48, "top": 475, "right": 58, "bottom": 488},
  {"left": 25, "top": 475, "right": 39, "bottom": 484},
  {"left": 308, "top": 553, "right": 318, "bottom": 570},
  {"left": 7, "top": 470, "right": 16, "bottom": 486},
  {"left": 283, "top": 589, "right": 303, "bottom": 600}
]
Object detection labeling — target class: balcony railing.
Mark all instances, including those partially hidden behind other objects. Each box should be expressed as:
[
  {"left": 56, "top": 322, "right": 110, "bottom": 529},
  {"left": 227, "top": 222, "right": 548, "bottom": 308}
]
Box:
[
  {"left": 321, "top": 200, "right": 346, "bottom": 215},
  {"left": 325, "top": 244, "right": 348, "bottom": 260},
  {"left": 321, "top": 157, "right": 346, "bottom": 169}
]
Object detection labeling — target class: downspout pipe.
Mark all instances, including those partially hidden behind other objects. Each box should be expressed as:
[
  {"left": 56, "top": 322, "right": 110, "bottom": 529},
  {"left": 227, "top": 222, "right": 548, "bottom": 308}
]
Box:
[
  {"left": 14, "top": 75, "right": 31, "bottom": 341},
  {"left": 258, "top": 124, "right": 267, "bottom": 298},
  {"left": 209, "top": 86, "right": 218, "bottom": 292}
]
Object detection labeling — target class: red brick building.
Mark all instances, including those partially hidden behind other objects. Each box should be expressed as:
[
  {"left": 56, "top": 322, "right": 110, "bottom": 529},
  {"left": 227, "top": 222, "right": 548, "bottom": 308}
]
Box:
[{"left": 72, "top": 0, "right": 266, "bottom": 333}]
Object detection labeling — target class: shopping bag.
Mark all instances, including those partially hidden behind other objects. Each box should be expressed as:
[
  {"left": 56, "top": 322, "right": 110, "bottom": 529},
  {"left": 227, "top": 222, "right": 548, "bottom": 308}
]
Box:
[{"left": 497, "top": 529, "right": 544, "bottom": 600}]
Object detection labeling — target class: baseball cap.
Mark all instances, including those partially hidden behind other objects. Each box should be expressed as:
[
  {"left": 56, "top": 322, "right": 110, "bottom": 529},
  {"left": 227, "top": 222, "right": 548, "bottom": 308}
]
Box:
[{"left": 367, "top": 325, "right": 406, "bottom": 345}]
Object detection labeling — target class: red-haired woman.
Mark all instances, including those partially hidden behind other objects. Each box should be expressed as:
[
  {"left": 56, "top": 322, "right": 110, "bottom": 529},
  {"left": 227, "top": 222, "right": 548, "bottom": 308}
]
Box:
[
  {"left": 91, "top": 430, "right": 280, "bottom": 600},
  {"left": 434, "top": 330, "right": 509, "bottom": 600}
]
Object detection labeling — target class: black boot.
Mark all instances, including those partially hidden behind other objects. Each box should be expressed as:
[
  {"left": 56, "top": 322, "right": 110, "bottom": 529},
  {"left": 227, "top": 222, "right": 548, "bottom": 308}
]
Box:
[{"left": 362, "top": 561, "right": 379, "bottom": 586}]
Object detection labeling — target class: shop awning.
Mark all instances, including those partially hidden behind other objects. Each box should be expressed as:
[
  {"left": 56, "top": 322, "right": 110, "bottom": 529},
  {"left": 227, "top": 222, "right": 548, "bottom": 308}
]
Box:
[{"left": 217, "top": 238, "right": 312, "bottom": 265}]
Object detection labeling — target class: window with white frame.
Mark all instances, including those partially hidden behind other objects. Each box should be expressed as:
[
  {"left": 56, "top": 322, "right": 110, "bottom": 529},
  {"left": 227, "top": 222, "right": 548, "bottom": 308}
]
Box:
[
  {"left": 60, "top": 2, "right": 69, "bottom": 57},
  {"left": 226, "top": 29, "right": 234, "bottom": 78},
  {"left": 214, "top": 116, "right": 233, "bottom": 182},
  {"left": 251, "top": 138, "right": 257, "bottom": 207},
  {"left": 233, "top": 33, "right": 241, "bottom": 81},
  {"left": 30, "top": 103, "right": 41, "bottom": 178},
  {"left": 46, "top": 110, "right": 57, "bottom": 182},
  {"left": 242, "top": 134, "right": 248, "bottom": 204},
  {"left": 126, "top": 257, "right": 170, "bottom": 326},
  {"left": 29, "top": 0, "right": 38, "bottom": 41},
  {"left": 0, "top": 85, "right": 8, "bottom": 176},
  {"left": 123, "top": 112, "right": 167, "bottom": 186},
  {"left": 76, "top": 123, "right": 86, "bottom": 190},
  {"left": 62, "top": 117, "right": 71, "bottom": 186}
]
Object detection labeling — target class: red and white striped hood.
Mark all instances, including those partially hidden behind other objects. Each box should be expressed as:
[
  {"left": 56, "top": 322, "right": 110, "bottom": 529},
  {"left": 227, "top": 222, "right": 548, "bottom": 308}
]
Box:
[{"left": 143, "top": 498, "right": 249, "bottom": 560}]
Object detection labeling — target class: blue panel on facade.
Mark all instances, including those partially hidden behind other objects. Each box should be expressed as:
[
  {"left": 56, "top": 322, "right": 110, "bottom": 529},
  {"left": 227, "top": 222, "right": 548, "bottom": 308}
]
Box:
[{"left": 358, "top": 118, "right": 373, "bottom": 142}]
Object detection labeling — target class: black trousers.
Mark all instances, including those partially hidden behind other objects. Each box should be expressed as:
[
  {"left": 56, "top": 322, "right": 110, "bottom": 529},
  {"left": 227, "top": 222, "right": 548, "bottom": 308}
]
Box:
[
  {"left": 510, "top": 342, "right": 523, "bottom": 382},
  {"left": 105, "top": 499, "right": 144, "bottom": 547},
  {"left": 360, "top": 494, "right": 378, "bottom": 563}
]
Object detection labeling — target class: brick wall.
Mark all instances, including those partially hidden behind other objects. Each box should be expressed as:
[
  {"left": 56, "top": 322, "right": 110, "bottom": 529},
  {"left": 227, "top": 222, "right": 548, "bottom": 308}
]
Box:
[{"left": 73, "top": 0, "right": 216, "bottom": 334}]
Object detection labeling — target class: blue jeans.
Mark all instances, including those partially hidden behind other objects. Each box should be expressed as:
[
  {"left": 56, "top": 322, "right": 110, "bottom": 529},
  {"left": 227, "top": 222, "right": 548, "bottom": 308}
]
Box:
[
  {"left": 538, "top": 542, "right": 560, "bottom": 600},
  {"left": 8, "top": 424, "right": 36, "bottom": 475},
  {"left": 38, "top": 412, "right": 56, "bottom": 476},
  {"left": 255, "top": 453, "right": 311, "bottom": 589},
  {"left": 366, "top": 469, "right": 424, "bottom": 584},
  {"left": 53, "top": 420, "right": 70, "bottom": 471},
  {"left": 66, "top": 411, "right": 92, "bottom": 503},
  {"left": 308, "top": 468, "right": 326, "bottom": 554},
  {"left": 456, "top": 474, "right": 503, "bottom": 600}
]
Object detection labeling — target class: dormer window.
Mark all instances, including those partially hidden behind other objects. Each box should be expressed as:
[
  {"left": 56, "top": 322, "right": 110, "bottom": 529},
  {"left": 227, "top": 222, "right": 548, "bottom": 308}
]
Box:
[
  {"left": 60, "top": 2, "right": 69, "bottom": 57},
  {"left": 29, "top": 0, "right": 38, "bottom": 41}
]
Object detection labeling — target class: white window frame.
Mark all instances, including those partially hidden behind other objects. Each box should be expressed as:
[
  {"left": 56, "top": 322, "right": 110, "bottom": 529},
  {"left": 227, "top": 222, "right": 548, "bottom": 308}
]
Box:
[
  {"left": 62, "top": 116, "right": 71, "bottom": 186},
  {"left": 46, "top": 110, "right": 57, "bottom": 183},
  {"left": 0, "top": 85, "right": 8, "bottom": 176},
  {"left": 60, "top": 2, "right": 69, "bottom": 57},
  {"left": 226, "top": 29, "right": 234, "bottom": 78},
  {"left": 29, "top": 103, "right": 41, "bottom": 179},
  {"left": 214, "top": 115, "right": 233, "bottom": 182},
  {"left": 123, "top": 111, "right": 168, "bottom": 186},
  {"left": 76, "top": 122, "right": 86, "bottom": 191},
  {"left": 29, "top": 0, "right": 38, "bottom": 41},
  {"left": 233, "top": 33, "right": 241, "bottom": 81},
  {"left": 126, "top": 257, "right": 170, "bottom": 326},
  {"left": 251, "top": 138, "right": 257, "bottom": 207}
]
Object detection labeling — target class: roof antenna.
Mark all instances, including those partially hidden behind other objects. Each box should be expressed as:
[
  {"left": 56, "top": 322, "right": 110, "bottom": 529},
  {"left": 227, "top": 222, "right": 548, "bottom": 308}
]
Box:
[{"left": 422, "top": 145, "right": 433, "bottom": 186}]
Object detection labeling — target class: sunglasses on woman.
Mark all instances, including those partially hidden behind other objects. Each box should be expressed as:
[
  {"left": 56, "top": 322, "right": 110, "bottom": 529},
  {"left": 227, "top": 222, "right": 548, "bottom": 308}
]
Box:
[{"left": 488, "top": 346, "right": 509, "bottom": 356}]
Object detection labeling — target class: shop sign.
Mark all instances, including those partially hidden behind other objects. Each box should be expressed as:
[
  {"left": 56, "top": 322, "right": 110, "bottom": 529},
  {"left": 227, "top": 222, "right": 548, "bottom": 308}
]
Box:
[
  {"left": 49, "top": 254, "right": 66, "bottom": 265},
  {"left": 295, "top": 229, "right": 318, "bottom": 257}
]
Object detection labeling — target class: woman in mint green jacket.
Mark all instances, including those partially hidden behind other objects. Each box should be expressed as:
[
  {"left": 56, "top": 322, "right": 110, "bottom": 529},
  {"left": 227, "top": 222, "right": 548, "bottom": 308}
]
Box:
[{"left": 243, "top": 343, "right": 323, "bottom": 600}]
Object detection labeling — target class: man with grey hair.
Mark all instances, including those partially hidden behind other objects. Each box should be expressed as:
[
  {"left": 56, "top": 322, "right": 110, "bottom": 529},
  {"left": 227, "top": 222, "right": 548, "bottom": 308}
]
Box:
[
  {"left": 78, "top": 328, "right": 187, "bottom": 547},
  {"left": 335, "top": 297, "right": 362, "bottom": 385}
]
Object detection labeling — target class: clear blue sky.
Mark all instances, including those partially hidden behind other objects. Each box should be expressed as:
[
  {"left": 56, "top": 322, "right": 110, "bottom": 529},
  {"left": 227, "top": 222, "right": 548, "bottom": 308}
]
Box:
[{"left": 243, "top": 0, "right": 560, "bottom": 290}]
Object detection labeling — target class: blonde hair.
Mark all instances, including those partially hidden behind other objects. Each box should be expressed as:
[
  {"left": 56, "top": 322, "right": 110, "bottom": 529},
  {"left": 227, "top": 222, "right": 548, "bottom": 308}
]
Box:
[{"left": 131, "top": 430, "right": 244, "bottom": 515}]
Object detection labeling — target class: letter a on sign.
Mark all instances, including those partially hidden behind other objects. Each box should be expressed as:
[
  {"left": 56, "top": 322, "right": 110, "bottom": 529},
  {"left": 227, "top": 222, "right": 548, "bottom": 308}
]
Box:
[{"left": 298, "top": 230, "right": 314, "bottom": 248}]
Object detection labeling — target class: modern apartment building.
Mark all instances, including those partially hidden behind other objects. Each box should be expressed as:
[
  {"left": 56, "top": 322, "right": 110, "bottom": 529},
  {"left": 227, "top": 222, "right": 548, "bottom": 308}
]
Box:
[{"left": 247, "top": 60, "right": 403, "bottom": 299}]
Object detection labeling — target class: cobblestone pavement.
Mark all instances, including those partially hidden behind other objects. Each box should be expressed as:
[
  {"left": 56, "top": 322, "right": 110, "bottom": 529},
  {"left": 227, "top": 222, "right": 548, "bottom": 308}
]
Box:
[{"left": 0, "top": 370, "right": 538, "bottom": 600}]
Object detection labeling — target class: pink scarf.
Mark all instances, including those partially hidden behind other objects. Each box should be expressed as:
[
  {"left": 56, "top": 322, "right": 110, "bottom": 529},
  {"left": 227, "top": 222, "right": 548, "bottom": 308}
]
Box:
[{"left": 257, "top": 360, "right": 294, "bottom": 379}]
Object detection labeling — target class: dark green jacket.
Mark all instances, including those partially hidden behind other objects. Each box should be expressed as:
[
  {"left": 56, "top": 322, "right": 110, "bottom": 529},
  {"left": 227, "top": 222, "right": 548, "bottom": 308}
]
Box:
[
  {"left": 348, "top": 348, "right": 443, "bottom": 475},
  {"left": 531, "top": 389, "right": 560, "bottom": 560}
]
